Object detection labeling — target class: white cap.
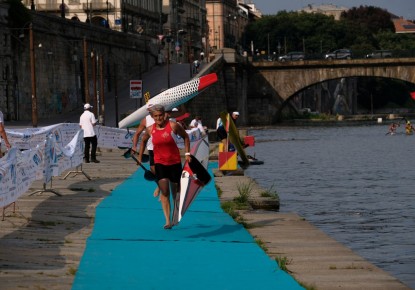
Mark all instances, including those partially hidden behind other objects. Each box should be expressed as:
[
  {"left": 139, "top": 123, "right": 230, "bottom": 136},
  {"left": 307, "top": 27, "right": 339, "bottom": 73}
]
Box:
[
  {"left": 84, "top": 103, "right": 93, "bottom": 110},
  {"left": 172, "top": 108, "right": 178, "bottom": 112},
  {"left": 232, "top": 111, "right": 240, "bottom": 116}
]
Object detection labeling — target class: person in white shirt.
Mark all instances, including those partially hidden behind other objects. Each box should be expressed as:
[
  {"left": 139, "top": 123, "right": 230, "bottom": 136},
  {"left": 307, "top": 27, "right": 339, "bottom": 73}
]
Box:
[
  {"left": 0, "top": 110, "right": 11, "bottom": 156},
  {"left": 189, "top": 115, "right": 207, "bottom": 135},
  {"left": 79, "top": 103, "right": 100, "bottom": 163},
  {"left": 216, "top": 111, "right": 239, "bottom": 150}
]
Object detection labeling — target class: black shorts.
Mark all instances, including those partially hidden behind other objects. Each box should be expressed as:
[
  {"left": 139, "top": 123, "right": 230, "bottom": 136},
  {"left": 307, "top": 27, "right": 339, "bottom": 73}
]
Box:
[
  {"left": 154, "top": 163, "right": 182, "bottom": 184},
  {"left": 216, "top": 126, "right": 227, "bottom": 140},
  {"left": 148, "top": 150, "right": 155, "bottom": 166}
]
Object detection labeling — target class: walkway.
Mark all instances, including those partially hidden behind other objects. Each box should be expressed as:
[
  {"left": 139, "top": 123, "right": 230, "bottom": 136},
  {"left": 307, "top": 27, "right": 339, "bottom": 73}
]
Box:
[
  {"left": 71, "top": 162, "right": 303, "bottom": 290},
  {"left": 1, "top": 149, "right": 410, "bottom": 289}
]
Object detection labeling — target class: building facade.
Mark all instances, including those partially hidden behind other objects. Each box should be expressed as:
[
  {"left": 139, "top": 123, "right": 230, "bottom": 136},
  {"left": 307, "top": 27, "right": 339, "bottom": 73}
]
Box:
[
  {"left": 300, "top": 4, "right": 348, "bottom": 20},
  {"left": 206, "top": 0, "right": 258, "bottom": 53},
  {"left": 22, "top": 0, "right": 163, "bottom": 34},
  {"left": 161, "top": 0, "right": 207, "bottom": 63},
  {"left": 24, "top": 0, "right": 209, "bottom": 63}
]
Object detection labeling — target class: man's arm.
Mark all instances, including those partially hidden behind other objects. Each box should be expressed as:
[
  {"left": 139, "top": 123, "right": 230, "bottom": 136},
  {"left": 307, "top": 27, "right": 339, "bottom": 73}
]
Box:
[
  {"left": 137, "top": 129, "right": 150, "bottom": 163},
  {"left": 132, "top": 118, "right": 147, "bottom": 152}
]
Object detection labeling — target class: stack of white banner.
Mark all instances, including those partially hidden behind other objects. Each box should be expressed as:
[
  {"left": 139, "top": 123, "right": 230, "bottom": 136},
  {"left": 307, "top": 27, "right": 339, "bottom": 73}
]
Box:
[{"left": 0, "top": 123, "right": 203, "bottom": 208}]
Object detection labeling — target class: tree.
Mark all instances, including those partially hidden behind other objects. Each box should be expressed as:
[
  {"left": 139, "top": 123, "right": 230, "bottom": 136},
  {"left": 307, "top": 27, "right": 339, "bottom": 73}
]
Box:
[
  {"left": 244, "top": 7, "right": 405, "bottom": 56},
  {"left": 340, "top": 6, "right": 395, "bottom": 34}
]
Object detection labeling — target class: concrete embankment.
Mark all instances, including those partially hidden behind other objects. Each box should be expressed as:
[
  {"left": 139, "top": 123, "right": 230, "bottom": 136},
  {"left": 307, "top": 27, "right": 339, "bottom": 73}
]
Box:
[
  {"left": 0, "top": 148, "right": 411, "bottom": 290},
  {"left": 214, "top": 173, "right": 410, "bottom": 290}
]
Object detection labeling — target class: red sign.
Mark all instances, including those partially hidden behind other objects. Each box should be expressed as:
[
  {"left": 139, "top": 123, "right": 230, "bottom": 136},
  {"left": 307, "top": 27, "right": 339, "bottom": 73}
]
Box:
[{"left": 130, "top": 80, "right": 142, "bottom": 99}]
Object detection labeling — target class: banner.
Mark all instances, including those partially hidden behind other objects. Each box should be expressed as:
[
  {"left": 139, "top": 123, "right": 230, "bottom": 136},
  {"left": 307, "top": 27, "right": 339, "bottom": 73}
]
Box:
[
  {"left": 54, "top": 130, "right": 84, "bottom": 176},
  {"left": 6, "top": 123, "right": 80, "bottom": 150},
  {"left": 95, "top": 125, "right": 135, "bottom": 149},
  {"left": 1, "top": 123, "right": 204, "bottom": 208},
  {"left": 0, "top": 146, "right": 44, "bottom": 207},
  {"left": 7, "top": 123, "right": 134, "bottom": 151}
]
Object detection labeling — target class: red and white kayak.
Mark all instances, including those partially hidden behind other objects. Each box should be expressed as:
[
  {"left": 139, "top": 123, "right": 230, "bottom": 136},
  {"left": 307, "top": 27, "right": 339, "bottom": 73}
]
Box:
[
  {"left": 172, "top": 136, "right": 211, "bottom": 225},
  {"left": 118, "top": 73, "right": 218, "bottom": 128}
]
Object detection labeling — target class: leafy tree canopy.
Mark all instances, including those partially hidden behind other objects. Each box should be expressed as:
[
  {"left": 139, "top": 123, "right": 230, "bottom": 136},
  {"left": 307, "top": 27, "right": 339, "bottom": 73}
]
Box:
[
  {"left": 340, "top": 5, "right": 395, "bottom": 34},
  {"left": 244, "top": 6, "right": 413, "bottom": 56}
]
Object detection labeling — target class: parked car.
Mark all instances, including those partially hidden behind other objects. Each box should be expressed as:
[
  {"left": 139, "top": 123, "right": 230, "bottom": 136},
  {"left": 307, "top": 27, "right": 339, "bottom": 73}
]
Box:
[
  {"left": 365, "top": 50, "right": 392, "bottom": 58},
  {"left": 278, "top": 51, "right": 305, "bottom": 62},
  {"left": 324, "top": 49, "right": 352, "bottom": 60}
]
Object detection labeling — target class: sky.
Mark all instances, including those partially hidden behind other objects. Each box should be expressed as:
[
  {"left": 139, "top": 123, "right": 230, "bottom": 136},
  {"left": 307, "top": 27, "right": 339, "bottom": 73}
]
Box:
[{"left": 251, "top": 0, "right": 415, "bottom": 20}]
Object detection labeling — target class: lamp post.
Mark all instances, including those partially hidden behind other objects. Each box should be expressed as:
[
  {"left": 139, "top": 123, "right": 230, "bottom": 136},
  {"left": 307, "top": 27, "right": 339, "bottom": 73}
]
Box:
[
  {"left": 91, "top": 50, "right": 98, "bottom": 116},
  {"left": 114, "top": 63, "right": 119, "bottom": 127},
  {"left": 218, "top": 26, "right": 221, "bottom": 49},
  {"left": 29, "top": 23, "right": 38, "bottom": 127},
  {"left": 176, "top": 30, "right": 181, "bottom": 63},
  {"left": 165, "top": 35, "right": 172, "bottom": 88},
  {"left": 99, "top": 55, "right": 104, "bottom": 124},
  {"left": 83, "top": 37, "right": 90, "bottom": 103}
]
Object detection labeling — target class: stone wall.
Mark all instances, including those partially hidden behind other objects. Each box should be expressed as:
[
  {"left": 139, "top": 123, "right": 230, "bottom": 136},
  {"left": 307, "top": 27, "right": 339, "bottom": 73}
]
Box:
[{"left": 3, "top": 11, "right": 159, "bottom": 122}]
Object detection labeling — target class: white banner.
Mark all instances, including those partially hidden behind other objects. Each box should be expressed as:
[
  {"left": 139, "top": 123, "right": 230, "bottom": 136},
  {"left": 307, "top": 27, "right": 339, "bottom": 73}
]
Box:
[
  {"left": 95, "top": 125, "right": 135, "bottom": 149},
  {"left": 6, "top": 123, "right": 134, "bottom": 151},
  {"left": 1, "top": 123, "right": 203, "bottom": 208},
  {"left": 6, "top": 123, "right": 80, "bottom": 150},
  {"left": 0, "top": 147, "right": 44, "bottom": 207}
]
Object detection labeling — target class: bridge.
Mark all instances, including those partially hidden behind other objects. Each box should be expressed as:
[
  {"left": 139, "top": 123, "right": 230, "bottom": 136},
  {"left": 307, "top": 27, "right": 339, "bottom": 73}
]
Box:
[
  {"left": 238, "top": 57, "right": 415, "bottom": 124},
  {"left": 251, "top": 58, "right": 415, "bottom": 100},
  {"left": 183, "top": 52, "right": 415, "bottom": 127}
]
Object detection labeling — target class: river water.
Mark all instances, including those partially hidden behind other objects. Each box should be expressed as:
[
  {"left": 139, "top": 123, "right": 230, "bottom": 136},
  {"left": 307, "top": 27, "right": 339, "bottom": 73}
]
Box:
[{"left": 244, "top": 124, "right": 415, "bottom": 289}]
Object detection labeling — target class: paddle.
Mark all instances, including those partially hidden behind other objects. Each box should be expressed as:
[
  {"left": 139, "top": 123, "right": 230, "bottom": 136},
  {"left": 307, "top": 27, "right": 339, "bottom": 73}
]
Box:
[{"left": 122, "top": 149, "right": 157, "bottom": 182}]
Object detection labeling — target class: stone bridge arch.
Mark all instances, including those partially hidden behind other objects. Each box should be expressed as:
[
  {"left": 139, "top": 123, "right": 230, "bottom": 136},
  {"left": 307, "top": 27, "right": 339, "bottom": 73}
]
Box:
[{"left": 247, "top": 58, "right": 415, "bottom": 124}]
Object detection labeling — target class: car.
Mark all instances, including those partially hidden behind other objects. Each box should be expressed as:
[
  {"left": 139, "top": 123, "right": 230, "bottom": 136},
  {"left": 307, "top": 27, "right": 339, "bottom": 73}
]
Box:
[
  {"left": 278, "top": 51, "right": 305, "bottom": 62},
  {"left": 324, "top": 49, "right": 352, "bottom": 60},
  {"left": 365, "top": 50, "right": 392, "bottom": 58}
]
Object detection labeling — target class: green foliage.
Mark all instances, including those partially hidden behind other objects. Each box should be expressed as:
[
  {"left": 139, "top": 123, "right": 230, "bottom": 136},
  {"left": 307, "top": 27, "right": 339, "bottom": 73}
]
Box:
[
  {"left": 375, "top": 31, "right": 415, "bottom": 50},
  {"left": 275, "top": 256, "right": 293, "bottom": 273},
  {"left": 68, "top": 267, "right": 77, "bottom": 275},
  {"left": 255, "top": 238, "right": 268, "bottom": 252},
  {"left": 340, "top": 6, "right": 395, "bottom": 34},
  {"left": 221, "top": 201, "right": 238, "bottom": 219},
  {"left": 260, "top": 183, "right": 279, "bottom": 200},
  {"left": 220, "top": 201, "right": 247, "bottom": 226},
  {"left": 235, "top": 181, "right": 253, "bottom": 204},
  {"left": 215, "top": 184, "right": 223, "bottom": 197},
  {"left": 244, "top": 6, "right": 405, "bottom": 55}
]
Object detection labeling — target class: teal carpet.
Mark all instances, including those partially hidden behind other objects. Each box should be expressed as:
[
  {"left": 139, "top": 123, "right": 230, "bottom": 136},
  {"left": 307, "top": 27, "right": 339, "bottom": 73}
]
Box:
[{"left": 72, "top": 162, "right": 304, "bottom": 290}]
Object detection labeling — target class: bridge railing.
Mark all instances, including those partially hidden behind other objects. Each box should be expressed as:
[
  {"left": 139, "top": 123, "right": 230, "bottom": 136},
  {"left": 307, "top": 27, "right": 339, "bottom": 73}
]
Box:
[{"left": 251, "top": 49, "right": 415, "bottom": 62}]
